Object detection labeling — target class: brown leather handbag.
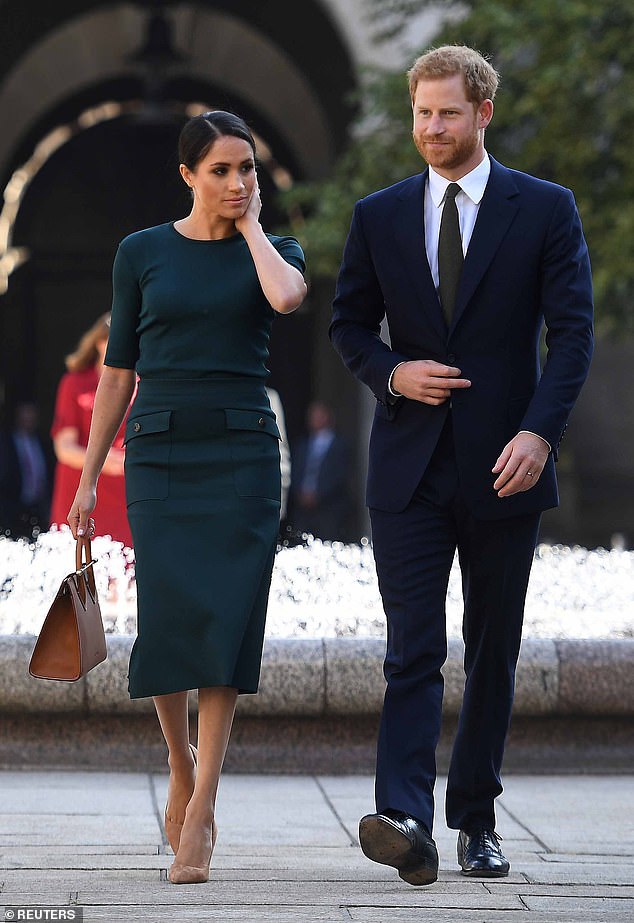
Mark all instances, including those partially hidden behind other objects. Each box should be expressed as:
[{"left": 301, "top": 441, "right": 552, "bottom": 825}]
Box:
[{"left": 29, "top": 537, "right": 107, "bottom": 681}]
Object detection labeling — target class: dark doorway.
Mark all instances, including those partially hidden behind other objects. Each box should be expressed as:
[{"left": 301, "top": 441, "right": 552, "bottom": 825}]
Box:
[{"left": 2, "top": 111, "right": 313, "bottom": 438}]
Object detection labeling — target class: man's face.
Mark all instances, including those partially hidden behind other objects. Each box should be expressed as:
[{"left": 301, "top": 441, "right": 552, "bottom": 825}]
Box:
[{"left": 411, "top": 74, "right": 493, "bottom": 179}]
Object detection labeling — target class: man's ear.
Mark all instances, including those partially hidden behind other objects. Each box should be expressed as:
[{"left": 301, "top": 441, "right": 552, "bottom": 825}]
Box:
[{"left": 478, "top": 99, "right": 494, "bottom": 130}]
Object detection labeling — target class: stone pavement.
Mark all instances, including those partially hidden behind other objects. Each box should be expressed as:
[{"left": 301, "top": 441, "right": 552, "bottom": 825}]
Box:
[{"left": 0, "top": 771, "right": 632, "bottom": 922}]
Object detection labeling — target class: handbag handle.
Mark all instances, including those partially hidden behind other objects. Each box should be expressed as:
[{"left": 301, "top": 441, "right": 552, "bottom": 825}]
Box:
[
  {"left": 75, "top": 536, "right": 97, "bottom": 574},
  {"left": 74, "top": 537, "right": 98, "bottom": 606}
]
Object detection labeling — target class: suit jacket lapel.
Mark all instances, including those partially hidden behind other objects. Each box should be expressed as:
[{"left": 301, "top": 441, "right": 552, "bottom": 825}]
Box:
[
  {"left": 392, "top": 171, "right": 447, "bottom": 343},
  {"left": 450, "top": 157, "right": 520, "bottom": 332}
]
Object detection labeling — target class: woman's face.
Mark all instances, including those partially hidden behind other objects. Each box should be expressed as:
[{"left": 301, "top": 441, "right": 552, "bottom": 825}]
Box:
[{"left": 181, "top": 135, "right": 256, "bottom": 220}]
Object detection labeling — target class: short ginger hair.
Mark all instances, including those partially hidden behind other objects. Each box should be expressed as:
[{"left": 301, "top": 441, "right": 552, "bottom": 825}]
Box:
[{"left": 408, "top": 45, "right": 500, "bottom": 105}]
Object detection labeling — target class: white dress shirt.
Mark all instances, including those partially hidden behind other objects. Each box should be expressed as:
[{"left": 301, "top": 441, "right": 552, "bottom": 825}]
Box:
[{"left": 425, "top": 153, "right": 491, "bottom": 289}]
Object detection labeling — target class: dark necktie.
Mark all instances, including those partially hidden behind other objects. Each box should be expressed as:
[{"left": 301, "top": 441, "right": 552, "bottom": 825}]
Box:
[{"left": 438, "top": 182, "right": 463, "bottom": 325}]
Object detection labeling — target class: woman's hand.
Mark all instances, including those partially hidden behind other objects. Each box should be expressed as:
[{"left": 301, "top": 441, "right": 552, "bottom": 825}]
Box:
[
  {"left": 235, "top": 179, "right": 262, "bottom": 233},
  {"left": 67, "top": 484, "right": 97, "bottom": 539}
]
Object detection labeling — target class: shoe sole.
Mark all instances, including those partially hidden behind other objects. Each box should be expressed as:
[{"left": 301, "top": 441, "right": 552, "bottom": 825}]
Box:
[
  {"left": 459, "top": 866, "right": 509, "bottom": 878},
  {"left": 359, "top": 816, "right": 438, "bottom": 886}
]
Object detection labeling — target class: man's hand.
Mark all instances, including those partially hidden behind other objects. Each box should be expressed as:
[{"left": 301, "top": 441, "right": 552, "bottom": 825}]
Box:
[
  {"left": 492, "top": 432, "right": 550, "bottom": 498},
  {"left": 392, "top": 360, "right": 471, "bottom": 405}
]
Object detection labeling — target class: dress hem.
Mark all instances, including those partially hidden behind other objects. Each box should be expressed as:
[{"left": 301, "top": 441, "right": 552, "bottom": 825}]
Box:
[{"left": 128, "top": 681, "right": 259, "bottom": 699}]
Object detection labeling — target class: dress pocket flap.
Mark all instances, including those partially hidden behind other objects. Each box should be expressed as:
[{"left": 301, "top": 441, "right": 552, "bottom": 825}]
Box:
[
  {"left": 124, "top": 410, "right": 172, "bottom": 444},
  {"left": 224, "top": 409, "right": 280, "bottom": 439}
]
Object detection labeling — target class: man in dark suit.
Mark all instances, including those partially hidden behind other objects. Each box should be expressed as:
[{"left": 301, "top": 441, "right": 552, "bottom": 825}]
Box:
[
  {"left": 330, "top": 46, "right": 593, "bottom": 885},
  {"left": 291, "top": 400, "right": 351, "bottom": 540},
  {"left": 0, "top": 401, "right": 51, "bottom": 538}
]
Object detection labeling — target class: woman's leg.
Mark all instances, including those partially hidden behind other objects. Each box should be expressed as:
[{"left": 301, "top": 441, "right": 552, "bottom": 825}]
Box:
[
  {"left": 153, "top": 691, "right": 197, "bottom": 851},
  {"left": 170, "top": 685, "right": 238, "bottom": 880}
]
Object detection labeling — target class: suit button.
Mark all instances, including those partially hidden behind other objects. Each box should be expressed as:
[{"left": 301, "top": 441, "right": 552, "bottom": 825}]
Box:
[
  {"left": 133, "top": 422, "right": 141, "bottom": 432},
  {"left": 447, "top": 353, "right": 456, "bottom": 364},
  {"left": 258, "top": 417, "right": 265, "bottom": 426}
]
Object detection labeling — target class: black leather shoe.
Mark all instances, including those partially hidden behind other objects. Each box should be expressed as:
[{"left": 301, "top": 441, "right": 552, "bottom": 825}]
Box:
[
  {"left": 359, "top": 809, "right": 438, "bottom": 885},
  {"left": 457, "top": 828, "right": 510, "bottom": 877}
]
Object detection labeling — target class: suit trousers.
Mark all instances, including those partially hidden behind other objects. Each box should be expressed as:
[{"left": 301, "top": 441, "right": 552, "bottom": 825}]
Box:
[{"left": 369, "top": 416, "right": 540, "bottom": 834}]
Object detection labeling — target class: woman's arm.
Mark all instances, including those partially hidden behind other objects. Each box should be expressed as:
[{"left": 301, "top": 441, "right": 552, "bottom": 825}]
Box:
[
  {"left": 235, "top": 183, "right": 306, "bottom": 314},
  {"left": 67, "top": 366, "right": 136, "bottom": 536}
]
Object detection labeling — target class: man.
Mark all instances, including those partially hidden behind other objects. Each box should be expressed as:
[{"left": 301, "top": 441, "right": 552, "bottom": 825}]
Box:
[
  {"left": 330, "top": 46, "right": 593, "bottom": 884},
  {"left": 0, "top": 402, "right": 51, "bottom": 538},
  {"left": 291, "top": 401, "right": 350, "bottom": 540},
  {"left": 266, "top": 387, "right": 291, "bottom": 520}
]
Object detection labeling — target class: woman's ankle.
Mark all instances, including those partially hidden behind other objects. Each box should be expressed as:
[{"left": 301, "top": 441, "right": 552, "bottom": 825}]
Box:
[
  {"left": 183, "top": 798, "right": 214, "bottom": 826},
  {"left": 167, "top": 746, "right": 196, "bottom": 775}
]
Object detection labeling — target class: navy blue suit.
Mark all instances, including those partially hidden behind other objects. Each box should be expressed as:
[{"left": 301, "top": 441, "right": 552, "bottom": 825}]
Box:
[
  {"left": 330, "top": 157, "right": 593, "bottom": 833},
  {"left": 290, "top": 433, "right": 351, "bottom": 539}
]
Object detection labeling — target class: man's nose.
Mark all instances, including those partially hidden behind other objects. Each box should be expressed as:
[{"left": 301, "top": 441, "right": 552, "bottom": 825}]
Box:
[{"left": 427, "top": 115, "right": 445, "bottom": 134}]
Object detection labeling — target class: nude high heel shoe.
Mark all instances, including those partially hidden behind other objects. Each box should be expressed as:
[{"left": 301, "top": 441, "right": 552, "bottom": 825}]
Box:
[
  {"left": 168, "top": 817, "right": 217, "bottom": 885},
  {"left": 164, "top": 743, "right": 198, "bottom": 854}
]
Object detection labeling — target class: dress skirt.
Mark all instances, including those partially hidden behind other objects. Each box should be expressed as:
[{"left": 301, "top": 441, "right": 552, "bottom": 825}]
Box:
[{"left": 123, "top": 377, "right": 281, "bottom": 698}]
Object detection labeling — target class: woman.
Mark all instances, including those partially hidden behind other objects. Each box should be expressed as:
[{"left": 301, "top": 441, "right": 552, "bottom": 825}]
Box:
[
  {"left": 67, "top": 111, "right": 306, "bottom": 884},
  {"left": 50, "top": 313, "right": 132, "bottom": 547}
]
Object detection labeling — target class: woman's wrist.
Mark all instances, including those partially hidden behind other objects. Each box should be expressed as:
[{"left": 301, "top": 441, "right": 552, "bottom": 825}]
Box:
[
  {"left": 237, "top": 215, "right": 264, "bottom": 240},
  {"left": 78, "top": 472, "right": 99, "bottom": 491}
]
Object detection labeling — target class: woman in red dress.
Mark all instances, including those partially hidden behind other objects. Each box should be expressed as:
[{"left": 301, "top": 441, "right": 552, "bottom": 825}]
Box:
[{"left": 50, "top": 313, "right": 133, "bottom": 547}]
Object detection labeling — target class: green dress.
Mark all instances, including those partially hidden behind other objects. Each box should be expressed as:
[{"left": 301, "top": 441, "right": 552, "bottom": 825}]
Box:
[{"left": 105, "top": 222, "right": 305, "bottom": 698}]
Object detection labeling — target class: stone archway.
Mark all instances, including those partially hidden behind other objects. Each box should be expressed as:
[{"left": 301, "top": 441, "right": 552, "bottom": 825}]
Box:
[
  {"left": 0, "top": 0, "right": 358, "bottom": 443},
  {"left": 0, "top": 1, "right": 356, "bottom": 184}
]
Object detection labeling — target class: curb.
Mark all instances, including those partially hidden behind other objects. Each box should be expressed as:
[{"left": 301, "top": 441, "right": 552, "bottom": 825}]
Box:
[{"left": 2, "top": 635, "right": 632, "bottom": 718}]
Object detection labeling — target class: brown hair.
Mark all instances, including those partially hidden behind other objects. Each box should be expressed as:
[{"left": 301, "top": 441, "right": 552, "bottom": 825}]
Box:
[
  {"left": 65, "top": 312, "right": 111, "bottom": 372},
  {"left": 408, "top": 45, "right": 500, "bottom": 105}
]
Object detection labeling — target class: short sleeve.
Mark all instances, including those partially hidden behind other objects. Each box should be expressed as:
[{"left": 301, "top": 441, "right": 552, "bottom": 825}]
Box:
[
  {"left": 105, "top": 244, "right": 141, "bottom": 369},
  {"left": 272, "top": 235, "right": 306, "bottom": 274}
]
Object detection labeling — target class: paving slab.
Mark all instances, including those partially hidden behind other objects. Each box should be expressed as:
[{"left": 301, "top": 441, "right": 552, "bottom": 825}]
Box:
[
  {"left": 346, "top": 913, "right": 631, "bottom": 922},
  {"left": 0, "top": 771, "right": 632, "bottom": 922},
  {"left": 523, "top": 894, "right": 631, "bottom": 912},
  {"left": 63, "top": 909, "right": 350, "bottom": 922}
]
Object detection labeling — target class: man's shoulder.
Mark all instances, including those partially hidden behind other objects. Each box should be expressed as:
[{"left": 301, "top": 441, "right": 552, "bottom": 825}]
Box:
[
  {"left": 356, "top": 173, "right": 424, "bottom": 213},
  {"left": 491, "top": 158, "right": 572, "bottom": 201}
]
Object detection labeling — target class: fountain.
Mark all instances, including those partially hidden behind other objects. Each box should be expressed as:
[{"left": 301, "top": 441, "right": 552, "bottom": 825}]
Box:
[
  {"left": 1, "top": 528, "right": 632, "bottom": 775},
  {"left": 1, "top": 528, "right": 632, "bottom": 639}
]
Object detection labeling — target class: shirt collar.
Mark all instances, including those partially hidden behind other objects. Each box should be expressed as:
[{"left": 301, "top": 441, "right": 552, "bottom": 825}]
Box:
[{"left": 428, "top": 151, "right": 491, "bottom": 207}]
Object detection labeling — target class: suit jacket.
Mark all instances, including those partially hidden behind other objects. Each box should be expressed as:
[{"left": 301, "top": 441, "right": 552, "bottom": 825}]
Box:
[
  {"left": 291, "top": 432, "right": 350, "bottom": 506},
  {"left": 0, "top": 427, "right": 52, "bottom": 528},
  {"left": 290, "top": 432, "right": 351, "bottom": 539},
  {"left": 330, "top": 157, "right": 594, "bottom": 519}
]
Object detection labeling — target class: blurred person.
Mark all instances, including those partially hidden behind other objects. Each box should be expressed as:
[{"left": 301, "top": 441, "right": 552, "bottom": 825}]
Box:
[
  {"left": 67, "top": 111, "right": 306, "bottom": 885},
  {"left": 331, "top": 46, "right": 593, "bottom": 884},
  {"left": 49, "top": 312, "right": 133, "bottom": 547},
  {"left": 266, "top": 387, "right": 291, "bottom": 520},
  {"left": 290, "top": 400, "right": 351, "bottom": 540},
  {"left": 0, "top": 401, "right": 51, "bottom": 538}
]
